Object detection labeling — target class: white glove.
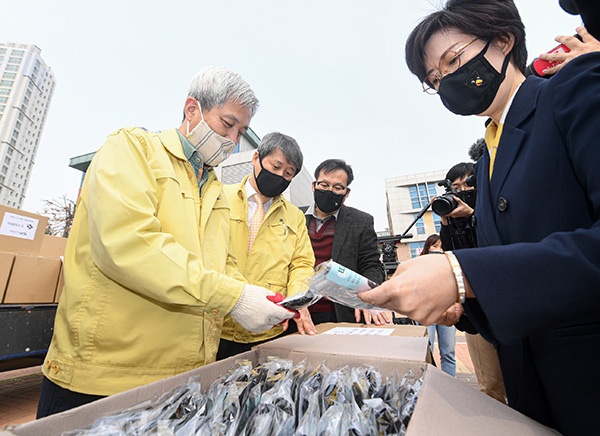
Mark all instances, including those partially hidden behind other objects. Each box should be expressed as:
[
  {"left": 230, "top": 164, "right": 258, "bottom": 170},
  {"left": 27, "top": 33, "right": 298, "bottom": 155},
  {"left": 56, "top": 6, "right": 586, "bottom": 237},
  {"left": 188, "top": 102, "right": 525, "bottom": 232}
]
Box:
[{"left": 230, "top": 284, "right": 295, "bottom": 333}]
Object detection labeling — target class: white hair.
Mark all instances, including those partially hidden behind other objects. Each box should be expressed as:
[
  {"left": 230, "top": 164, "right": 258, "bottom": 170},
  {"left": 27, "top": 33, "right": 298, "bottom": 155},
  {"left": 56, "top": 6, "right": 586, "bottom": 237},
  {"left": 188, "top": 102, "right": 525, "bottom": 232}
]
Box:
[{"left": 187, "top": 66, "right": 259, "bottom": 117}]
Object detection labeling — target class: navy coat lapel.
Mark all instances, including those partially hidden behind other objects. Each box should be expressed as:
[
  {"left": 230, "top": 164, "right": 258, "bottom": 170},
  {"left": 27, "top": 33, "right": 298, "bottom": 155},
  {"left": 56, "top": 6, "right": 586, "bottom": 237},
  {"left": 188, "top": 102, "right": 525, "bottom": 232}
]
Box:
[
  {"left": 490, "top": 78, "right": 540, "bottom": 200},
  {"left": 476, "top": 78, "right": 541, "bottom": 246},
  {"left": 476, "top": 150, "right": 503, "bottom": 245}
]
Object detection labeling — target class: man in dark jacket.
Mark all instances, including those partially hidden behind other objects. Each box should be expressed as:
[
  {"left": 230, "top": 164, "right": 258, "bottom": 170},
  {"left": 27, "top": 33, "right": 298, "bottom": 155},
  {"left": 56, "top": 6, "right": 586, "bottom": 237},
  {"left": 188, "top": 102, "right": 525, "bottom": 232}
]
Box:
[{"left": 303, "top": 159, "right": 387, "bottom": 325}]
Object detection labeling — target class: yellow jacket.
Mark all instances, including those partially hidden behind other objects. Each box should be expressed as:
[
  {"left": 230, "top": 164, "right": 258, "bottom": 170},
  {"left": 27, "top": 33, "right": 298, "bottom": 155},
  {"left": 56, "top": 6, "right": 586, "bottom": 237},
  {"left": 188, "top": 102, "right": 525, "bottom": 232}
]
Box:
[
  {"left": 43, "top": 127, "right": 246, "bottom": 396},
  {"left": 220, "top": 175, "right": 315, "bottom": 343}
]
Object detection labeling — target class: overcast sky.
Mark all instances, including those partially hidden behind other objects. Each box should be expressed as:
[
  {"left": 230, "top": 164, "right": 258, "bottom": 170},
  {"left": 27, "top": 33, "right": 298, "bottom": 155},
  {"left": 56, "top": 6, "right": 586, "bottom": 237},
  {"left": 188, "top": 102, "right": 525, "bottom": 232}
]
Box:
[{"left": 4, "top": 0, "right": 580, "bottom": 231}]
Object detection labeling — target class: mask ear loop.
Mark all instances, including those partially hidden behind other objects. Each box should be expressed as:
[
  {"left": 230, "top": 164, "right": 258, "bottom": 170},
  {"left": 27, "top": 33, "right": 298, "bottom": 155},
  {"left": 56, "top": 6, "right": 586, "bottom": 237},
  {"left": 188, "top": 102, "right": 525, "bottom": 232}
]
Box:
[
  {"left": 186, "top": 99, "right": 205, "bottom": 135},
  {"left": 196, "top": 99, "right": 205, "bottom": 122}
]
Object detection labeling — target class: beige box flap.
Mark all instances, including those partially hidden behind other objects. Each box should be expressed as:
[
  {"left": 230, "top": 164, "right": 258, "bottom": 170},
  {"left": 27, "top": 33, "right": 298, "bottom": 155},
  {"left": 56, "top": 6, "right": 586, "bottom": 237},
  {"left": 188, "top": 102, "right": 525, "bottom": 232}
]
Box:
[{"left": 407, "top": 366, "right": 559, "bottom": 435}]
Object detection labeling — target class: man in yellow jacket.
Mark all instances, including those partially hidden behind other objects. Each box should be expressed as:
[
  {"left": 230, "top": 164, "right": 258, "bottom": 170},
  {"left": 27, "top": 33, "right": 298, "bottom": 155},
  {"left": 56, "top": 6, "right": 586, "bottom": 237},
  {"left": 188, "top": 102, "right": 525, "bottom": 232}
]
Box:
[
  {"left": 217, "top": 132, "right": 316, "bottom": 360},
  {"left": 37, "top": 67, "right": 295, "bottom": 418}
]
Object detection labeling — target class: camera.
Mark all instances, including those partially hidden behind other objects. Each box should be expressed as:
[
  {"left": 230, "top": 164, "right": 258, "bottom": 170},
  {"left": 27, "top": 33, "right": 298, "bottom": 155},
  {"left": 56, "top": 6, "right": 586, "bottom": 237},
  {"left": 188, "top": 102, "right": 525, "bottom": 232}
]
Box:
[
  {"left": 431, "top": 175, "right": 476, "bottom": 216},
  {"left": 377, "top": 234, "right": 412, "bottom": 278}
]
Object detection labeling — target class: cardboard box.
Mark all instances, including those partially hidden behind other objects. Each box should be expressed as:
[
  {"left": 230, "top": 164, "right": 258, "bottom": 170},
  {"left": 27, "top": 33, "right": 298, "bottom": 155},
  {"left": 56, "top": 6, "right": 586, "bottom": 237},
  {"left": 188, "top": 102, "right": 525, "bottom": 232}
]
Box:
[
  {"left": 316, "top": 321, "right": 427, "bottom": 337},
  {"left": 0, "top": 205, "right": 48, "bottom": 255},
  {"left": 39, "top": 235, "right": 67, "bottom": 258},
  {"left": 3, "top": 254, "right": 62, "bottom": 304},
  {"left": 2, "top": 335, "right": 558, "bottom": 435},
  {"left": 0, "top": 251, "right": 15, "bottom": 302},
  {"left": 53, "top": 261, "right": 64, "bottom": 303}
]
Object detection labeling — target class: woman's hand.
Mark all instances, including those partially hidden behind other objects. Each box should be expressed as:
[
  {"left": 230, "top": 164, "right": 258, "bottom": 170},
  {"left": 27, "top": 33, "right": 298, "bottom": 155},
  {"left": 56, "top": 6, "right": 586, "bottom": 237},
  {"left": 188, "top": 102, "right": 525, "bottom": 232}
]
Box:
[{"left": 358, "top": 254, "right": 459, "bottom": 326}]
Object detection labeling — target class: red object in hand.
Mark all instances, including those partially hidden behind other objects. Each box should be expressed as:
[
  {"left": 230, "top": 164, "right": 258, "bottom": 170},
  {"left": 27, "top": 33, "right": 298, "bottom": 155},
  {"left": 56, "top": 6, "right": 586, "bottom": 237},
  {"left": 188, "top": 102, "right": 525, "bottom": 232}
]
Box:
[
  {"left": 533, "top": 43, "right": 572, "bottom": 75},
  {"left": 267, "top": 293, "right": 301, "bottom": 319}
]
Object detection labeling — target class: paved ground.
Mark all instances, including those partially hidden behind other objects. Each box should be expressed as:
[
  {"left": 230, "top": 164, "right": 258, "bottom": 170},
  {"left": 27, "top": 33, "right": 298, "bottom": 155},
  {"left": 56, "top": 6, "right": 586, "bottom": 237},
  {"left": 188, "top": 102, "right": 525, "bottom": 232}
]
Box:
[
  {"left": 0, "top": 331, "right": 479, "bottom": 430},
  {"left": 0, "top": 365, "right": 42, "bottom": 428}
]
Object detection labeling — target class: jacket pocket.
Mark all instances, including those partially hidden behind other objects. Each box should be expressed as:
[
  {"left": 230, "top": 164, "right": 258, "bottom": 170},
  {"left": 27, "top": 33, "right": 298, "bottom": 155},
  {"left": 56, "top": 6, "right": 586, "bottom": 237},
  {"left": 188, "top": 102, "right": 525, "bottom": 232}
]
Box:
[{"left": 263, "top": 271, "right": 288, "bottom": 295}]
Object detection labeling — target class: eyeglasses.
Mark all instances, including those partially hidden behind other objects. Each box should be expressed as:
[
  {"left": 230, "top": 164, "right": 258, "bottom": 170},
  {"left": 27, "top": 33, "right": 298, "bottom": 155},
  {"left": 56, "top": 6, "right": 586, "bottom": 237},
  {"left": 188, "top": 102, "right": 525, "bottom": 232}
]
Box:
[
  {"left": 316, "top": 181, "right": 347, "bottom": 194},
  {"left": 422, "top": 37, "right": 480, "bottom": 95}
]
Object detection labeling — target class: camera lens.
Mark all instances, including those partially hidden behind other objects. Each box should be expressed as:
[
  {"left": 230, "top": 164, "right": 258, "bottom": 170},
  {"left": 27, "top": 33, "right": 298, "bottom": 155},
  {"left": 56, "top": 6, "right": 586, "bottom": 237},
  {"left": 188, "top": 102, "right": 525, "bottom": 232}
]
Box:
[{"left": 432, "top": 194, "right": 458, "bottom": 215}]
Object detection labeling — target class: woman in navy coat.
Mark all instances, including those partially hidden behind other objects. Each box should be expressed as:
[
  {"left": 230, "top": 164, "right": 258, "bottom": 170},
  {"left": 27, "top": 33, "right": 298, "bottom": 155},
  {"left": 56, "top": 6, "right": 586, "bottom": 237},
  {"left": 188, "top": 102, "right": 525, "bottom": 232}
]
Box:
[{"left": 359, "top": 0, "right": 600, "bottom": 434}]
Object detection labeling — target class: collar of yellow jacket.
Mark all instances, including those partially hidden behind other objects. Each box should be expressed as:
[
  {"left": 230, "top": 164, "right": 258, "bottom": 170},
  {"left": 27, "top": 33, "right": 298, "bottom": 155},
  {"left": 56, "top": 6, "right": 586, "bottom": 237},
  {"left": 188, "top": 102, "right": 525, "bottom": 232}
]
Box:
[
  {"left": 158, "top": 128, "right": 216, "bottom": 183},
  {"left": 158, "top": 128, "right": 188, "bottom": 161}
]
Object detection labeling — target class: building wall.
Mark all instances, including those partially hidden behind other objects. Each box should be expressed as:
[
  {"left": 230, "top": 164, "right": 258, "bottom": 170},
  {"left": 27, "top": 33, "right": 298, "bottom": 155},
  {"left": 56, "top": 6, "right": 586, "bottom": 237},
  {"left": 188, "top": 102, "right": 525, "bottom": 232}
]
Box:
[
  {"left": 213, "top": 144, "right": 313, "bottom": 210},
  {"left": 385, "top": 169, "right": 448, "bottom": 260},
  {"left": 0, "top": 43, "right": 55, "bottom": 208}
]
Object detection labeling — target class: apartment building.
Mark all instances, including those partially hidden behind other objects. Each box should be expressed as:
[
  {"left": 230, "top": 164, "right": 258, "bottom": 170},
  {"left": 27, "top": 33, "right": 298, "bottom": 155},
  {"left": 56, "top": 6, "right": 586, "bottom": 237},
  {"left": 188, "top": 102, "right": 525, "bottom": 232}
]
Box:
[{"left": 0, "top": 43, "right": 55, "bottom": 208}]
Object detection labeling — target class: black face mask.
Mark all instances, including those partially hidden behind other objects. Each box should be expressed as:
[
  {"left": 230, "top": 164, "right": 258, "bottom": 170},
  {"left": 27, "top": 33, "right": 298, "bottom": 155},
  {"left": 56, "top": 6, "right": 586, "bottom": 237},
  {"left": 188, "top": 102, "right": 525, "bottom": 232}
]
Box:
[
  {"left": 455, "top": 189, "right": 477, "bottom": 209},
  {"left": 254, "top": 159, "right": 291, "bottom": 198},
  {"left": 314, "top": 189, "right": 346, "bottom": 214},
  {"left": 438, "top": 41, "right": 511, "bottom": 116}
]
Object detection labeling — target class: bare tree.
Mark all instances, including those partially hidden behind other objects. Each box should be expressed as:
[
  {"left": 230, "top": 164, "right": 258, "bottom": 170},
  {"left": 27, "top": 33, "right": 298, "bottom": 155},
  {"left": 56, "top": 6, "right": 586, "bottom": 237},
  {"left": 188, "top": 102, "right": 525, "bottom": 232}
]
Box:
[{"left": 42, "top": 195, "right": 76, "bottom": 238}]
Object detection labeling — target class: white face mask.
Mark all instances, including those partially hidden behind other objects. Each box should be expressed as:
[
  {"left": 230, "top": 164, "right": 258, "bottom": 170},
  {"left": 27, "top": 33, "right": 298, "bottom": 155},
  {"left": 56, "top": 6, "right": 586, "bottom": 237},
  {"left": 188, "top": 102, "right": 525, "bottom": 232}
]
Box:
[{"left": 186, "top": 100, "right": 236, "bottom": 167}]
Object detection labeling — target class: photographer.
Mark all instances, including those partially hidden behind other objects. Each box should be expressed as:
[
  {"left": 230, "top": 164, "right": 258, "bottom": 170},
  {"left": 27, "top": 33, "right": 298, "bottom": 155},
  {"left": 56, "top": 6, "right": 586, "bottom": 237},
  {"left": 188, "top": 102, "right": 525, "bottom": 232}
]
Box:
[
  {"left": 435, "top": 162, "right": 477, "bottom": 252},
  {"left": 435, "top": 161, "right": 506, "bottom": 403}
]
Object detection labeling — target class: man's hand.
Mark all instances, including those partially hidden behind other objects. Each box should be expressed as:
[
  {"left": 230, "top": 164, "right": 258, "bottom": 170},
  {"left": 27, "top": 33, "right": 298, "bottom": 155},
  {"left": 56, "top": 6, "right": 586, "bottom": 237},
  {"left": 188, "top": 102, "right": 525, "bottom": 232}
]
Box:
[
  {"left": 358, "top": 254, "right": 460, "bottom": 326},
  {"left": 230, "top": 285, "right": 295, "bottom": 333},
  {"left": 355, "top": 309, "right": 392, "bottom": 325},
  {"left": 539, "top": 26, "right": 600, "bottom": 75},
  {"left": 445, "top": 196, "right": 474, "bottom": 219},
  {"left": 291, "top": 307, "right": 318, "bottom": 335}
]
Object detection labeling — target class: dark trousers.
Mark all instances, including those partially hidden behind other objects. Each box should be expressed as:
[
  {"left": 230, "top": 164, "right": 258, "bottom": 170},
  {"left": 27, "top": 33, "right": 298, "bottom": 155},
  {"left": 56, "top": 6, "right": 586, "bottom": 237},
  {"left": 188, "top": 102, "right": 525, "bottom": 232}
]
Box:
[
  {"left": 217, "top": 312, "right": 340, "bottom": 360},
  {"left": 36, "top": 376, "right": 105, "bottom": 419},
  {"left": 216, "top": 338, "right": 271, "bottom": 361}
]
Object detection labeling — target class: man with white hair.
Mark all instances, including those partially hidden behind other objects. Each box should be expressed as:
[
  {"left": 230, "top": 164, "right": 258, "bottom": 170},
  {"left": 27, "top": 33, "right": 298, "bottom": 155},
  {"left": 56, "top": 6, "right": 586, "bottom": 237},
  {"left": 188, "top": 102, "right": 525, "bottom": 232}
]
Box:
[{"left": 37, "top": 67, "right": 295, "bottom": 418}]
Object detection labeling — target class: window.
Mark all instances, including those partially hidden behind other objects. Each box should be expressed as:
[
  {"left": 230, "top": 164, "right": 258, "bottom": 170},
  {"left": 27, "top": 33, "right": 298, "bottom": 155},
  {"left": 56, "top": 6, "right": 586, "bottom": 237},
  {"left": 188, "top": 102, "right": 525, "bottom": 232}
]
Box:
[
  {"left": 0, "top": 80, "right": 14, "bottom": 86},
  {"left": 409, "top": 242, "right": 425, "bottom": 258},
  {"left": 408, "top": 182, "right": 438, "bottom": 209},
  {"left": 11, "top": 49, "right": 24, "bottom": 56},
  {"left": 2, "top": 73, "right": 16, "bottom": 80},
  {"left": 0, "top": 97, "right": 6, "bottom": 103},
  {"left": 433, "top": 213, "right": 442, "bottom": 233},
  {"left": 8, "top": 57, "right": 21, "bottom": 64},
  {"left": 5, "top": 65, "right": 18, "bottom": 72},
  {"left": 413, "top": 214, "right": 426, "bottom": 235},
  {"left": 0, "top": 88, "right": 9, "bottom": 95}
]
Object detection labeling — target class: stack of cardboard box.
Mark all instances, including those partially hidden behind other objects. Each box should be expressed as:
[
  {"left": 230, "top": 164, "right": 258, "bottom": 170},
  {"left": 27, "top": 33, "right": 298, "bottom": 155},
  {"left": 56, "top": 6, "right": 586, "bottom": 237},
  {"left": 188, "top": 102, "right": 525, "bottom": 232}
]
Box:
[{"left": 0, "top": 205, "right": 66, "bottom": 305}]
